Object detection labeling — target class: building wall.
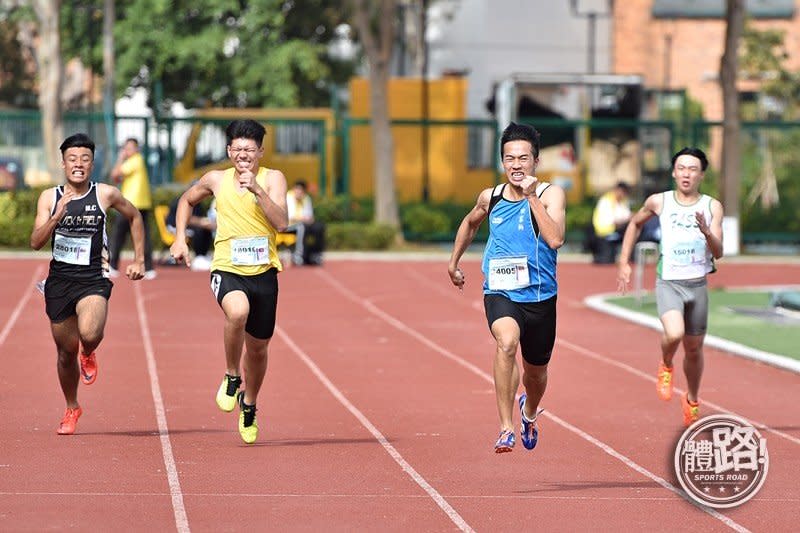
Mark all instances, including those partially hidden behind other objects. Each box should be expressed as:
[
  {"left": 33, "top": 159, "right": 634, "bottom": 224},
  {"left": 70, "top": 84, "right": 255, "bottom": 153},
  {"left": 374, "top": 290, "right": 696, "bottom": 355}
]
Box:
[
  {"left": 428, "top": 0, "right": 613, "bottom": 118},
  {"left": 348, "top": 76, "right": 496, "bottom": 202},
  {"left": 613, "top": 0, "right": 800, "bottom": 121}
]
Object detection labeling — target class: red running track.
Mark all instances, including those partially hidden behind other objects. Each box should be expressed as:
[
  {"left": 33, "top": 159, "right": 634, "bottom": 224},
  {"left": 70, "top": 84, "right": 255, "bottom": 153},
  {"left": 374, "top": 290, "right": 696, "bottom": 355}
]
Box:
[{"left": 0, "top": 257, "right": 797, "bottom": 532}]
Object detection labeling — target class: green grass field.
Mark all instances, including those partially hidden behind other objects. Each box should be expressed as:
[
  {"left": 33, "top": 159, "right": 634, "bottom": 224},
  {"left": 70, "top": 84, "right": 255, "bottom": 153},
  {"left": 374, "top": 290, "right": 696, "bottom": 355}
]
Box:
[{"left": 606, "top": 289, "right": 800, "bottom": 360}]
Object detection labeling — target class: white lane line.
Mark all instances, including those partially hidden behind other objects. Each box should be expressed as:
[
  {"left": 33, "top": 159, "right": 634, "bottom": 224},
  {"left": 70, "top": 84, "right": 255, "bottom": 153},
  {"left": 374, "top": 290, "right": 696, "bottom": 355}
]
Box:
[
  {"left": 0, "top": 265, "right": 44, "bottom": 348},
  {"left": 585, "top": 292, "right": 800, "bottom": 374},
  {"left": 316, "top": 269, "right": 750, "bottom": 533},
  {"left": 407, "top": 269, "right": 800, "bottom": 447},
  {"left": 4, "top": 490, "right": 796, "bottom": 502},
  {"left": 276, "top": 326, "right": 474, "bottom": 533},
  {"left": 557, "top": 338, "right": 800, "bottom": 447},
  {"left": 134, "top": 283, "right": 190, "bottom": 533}
]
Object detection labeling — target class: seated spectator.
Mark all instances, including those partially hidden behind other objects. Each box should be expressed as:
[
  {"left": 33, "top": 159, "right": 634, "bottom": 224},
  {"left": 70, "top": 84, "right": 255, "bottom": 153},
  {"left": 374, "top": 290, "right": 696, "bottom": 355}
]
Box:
[
  {"left": 166, "top": 195, "right": 216, "bottom": 270},
  {"left": 591, "top": 181, "right": 632, "bottom": 264},
  {"left": 286, "top": 180, "right": 325, "bottom": 266}
]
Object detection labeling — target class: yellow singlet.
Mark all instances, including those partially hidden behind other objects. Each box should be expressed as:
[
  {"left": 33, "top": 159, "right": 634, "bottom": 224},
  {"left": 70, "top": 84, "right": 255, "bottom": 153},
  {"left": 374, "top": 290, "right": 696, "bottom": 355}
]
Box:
[{"left": 210, "top": 167, "right": 282, "bottom": 275}]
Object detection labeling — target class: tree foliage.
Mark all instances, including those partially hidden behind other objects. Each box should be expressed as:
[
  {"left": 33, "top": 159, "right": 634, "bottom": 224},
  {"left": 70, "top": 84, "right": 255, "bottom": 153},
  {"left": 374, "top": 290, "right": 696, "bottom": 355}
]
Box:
[
  {"left": 115, "top": 0, "right": 354, "bottom": 107},
  {"left": 0, "top": 18, "right": 36, "bottom": 106},
  {"left": 740, "top": 23, "right": 800, "bottom": 118}
]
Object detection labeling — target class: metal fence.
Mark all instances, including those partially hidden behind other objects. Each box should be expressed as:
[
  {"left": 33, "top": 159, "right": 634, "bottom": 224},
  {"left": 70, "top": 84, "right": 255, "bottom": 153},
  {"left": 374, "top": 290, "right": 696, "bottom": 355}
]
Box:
[{"left": 0, "top": 111, "right": 328, "bottom": 189}]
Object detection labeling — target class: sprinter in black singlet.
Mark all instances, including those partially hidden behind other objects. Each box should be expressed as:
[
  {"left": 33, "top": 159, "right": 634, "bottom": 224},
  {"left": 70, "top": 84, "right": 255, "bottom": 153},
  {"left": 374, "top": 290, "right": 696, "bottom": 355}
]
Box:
[{"left": 30, "top": 133, "right": 147, "bottom": 435}]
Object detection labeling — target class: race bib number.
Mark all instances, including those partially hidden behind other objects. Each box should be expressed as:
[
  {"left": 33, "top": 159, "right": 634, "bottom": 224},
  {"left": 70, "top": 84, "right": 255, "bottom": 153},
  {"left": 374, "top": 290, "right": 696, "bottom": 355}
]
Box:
[
  {"left": 231, "top": 236, "right": 270, "bottom": 265},
  {"left": 670, "top": 238, "right": 707, "bottom": 266},
  {"left": 53, "top": 234, "right": 91, "bottom": 265},
  {"left": 488, "top": 256, "right": 530, "bottom": 291}
]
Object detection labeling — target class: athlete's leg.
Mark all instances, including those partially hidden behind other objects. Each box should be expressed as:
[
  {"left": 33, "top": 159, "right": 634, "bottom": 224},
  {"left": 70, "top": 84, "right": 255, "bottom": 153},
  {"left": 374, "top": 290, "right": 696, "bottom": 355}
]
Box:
[
  {"left": 520, "top": 360, "right": 547, "bottom": 419},
  {"left": 293, "top": 223, "right": 306, "bottom": 264},
  {"left": 220, "top": 290, "right": 249, "bottom": 377},
  {"left": 490, "top": 317, "right": 521, "bottom": 431},
  {"left": 75, "top": 295, "right": 108, "bottom": 355},
  {"left": 658, "top": 310, "right": 684, "bottom": 367},
  {"left": 50, "top": 317, "right": 80, "bottom": 408},
  {"left": 241, "top": 334, "right": 270, "bottom": 405},
  {"left": 109, "top": 215, "right": 130, "bottom": 270},
  {"left": 682, "top": 334, "right": 705, "bottom": 403},
  {"left": 140, "top": 209, "right": 154, "bottom": 271}
]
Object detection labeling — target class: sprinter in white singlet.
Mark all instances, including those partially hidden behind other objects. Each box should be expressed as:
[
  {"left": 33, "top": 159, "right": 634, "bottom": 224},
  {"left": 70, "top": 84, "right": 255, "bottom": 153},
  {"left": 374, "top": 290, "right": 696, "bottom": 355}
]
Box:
[{"left": 616, "top": 147, "right": 724, "bottom": 427}]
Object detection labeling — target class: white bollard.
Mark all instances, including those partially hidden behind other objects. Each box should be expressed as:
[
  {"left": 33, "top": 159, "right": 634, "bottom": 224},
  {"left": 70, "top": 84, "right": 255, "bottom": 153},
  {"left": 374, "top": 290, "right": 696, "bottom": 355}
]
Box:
[{"left": 634, "top": 241, "right": 659, "bottom": 306}]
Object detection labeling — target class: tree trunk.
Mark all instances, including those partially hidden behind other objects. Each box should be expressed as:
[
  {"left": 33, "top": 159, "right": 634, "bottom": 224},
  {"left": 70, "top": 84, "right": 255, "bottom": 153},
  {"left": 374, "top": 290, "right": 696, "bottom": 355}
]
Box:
[
  {"left": 720, "top": 0, "right": 745, "bottom": 217},
  {"left": 103, "top": 0, "right": 116, "bottom": 149},
  {"left": 369, "top": 64, "right": 399, "bottom": 227},
  {"left": 32, "top": 0, "right": 64, "bottom": 182},
  {"left": 351, "top": 0, "right": 400, "bottom": 229}
]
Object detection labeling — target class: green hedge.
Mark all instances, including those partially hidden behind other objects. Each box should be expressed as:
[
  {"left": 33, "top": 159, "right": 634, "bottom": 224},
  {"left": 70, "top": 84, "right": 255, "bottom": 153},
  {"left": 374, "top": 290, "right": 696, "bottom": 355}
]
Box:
[
  {"left": 325, "top": 222, "right": 396, "bottom": 250},
  {"left": 5, "top": 185, "right": 797, "bottom": 251}
]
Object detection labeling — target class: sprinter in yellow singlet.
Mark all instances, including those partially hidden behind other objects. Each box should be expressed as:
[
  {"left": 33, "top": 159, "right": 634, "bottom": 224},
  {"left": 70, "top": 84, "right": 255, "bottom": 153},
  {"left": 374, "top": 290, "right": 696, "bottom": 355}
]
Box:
[{"left": 170, "top": 120, "right": 288, "bottom": 444}]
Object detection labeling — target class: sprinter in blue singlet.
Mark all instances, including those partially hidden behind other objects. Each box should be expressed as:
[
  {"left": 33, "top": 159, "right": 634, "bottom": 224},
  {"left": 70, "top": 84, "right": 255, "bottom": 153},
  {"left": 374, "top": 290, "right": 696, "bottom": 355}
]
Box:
[{"left": 448, "top": 122, "right": 566, "bottom": 453}]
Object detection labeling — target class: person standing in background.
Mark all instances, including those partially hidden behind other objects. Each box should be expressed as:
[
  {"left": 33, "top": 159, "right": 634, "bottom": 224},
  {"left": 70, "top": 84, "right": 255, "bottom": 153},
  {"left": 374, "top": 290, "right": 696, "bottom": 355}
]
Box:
[
  {"left": 109, "top": 138, "right": 156, "bottom": 279},
  {"left": 286, "top": 180, "right": 325, "bottom": 265},
  {"left": 591, "top": 181, "right": 632, "bottom": 264}
]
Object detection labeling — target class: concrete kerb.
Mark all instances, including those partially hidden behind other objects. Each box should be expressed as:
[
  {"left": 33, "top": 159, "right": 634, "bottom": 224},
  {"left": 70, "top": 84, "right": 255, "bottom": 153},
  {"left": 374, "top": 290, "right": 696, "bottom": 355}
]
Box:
[{"left": 584, "top": 292, "right": 800, "bottom": 375}]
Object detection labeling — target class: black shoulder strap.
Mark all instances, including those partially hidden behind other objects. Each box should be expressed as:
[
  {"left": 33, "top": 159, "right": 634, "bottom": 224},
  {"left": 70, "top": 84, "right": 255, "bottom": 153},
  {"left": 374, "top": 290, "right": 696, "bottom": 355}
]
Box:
[
  {"left": 529, "top": 182, "right": 551, "bottom": 236},
  {"left": 487, "top": 184, "right": 505, "bottom": 217}
]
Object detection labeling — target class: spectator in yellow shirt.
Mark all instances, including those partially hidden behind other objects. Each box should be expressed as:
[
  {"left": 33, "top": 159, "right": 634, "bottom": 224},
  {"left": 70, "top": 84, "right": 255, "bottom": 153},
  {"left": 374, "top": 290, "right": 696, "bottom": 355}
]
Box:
[
  {"left": 591, "top": 181, "right": 631, "bottom": 264},
  {"left": 109, "top": 138, "right": 156, "bottom": 279}
]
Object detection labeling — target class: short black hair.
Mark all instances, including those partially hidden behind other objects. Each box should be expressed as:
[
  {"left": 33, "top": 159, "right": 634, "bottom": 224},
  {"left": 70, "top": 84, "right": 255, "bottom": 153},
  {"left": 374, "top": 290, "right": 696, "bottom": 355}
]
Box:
[
  {"left": 60, "top": 133, "right": 95, "bottom": 156},
  {"left": 671, "top": 147, "right": 709, "bottom": 171},
  {"left": 293, "top": 180, "right": 308, "bottom": 191},
  {"left": 226, "top": 120, "right": 266, "bottom": 147},
  {"left": 500, "top": 122, "right": 541, "bottom": 158},
  {"left": 124, "top": 137, "right": 140, "bottom": 147},
  {"left": 616, "top": 181, "right": 631, "bottom": 194}
]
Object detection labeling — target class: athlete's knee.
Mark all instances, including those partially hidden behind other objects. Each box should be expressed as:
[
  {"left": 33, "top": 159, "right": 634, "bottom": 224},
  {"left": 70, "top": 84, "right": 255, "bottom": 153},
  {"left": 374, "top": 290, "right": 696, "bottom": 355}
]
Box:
[
  {"left": 662, "top": 329, "right": 684, "bottom": 346},
  {"left": 56, "top": 346, "right": 78, "bottom": 367},
  {"left": 523, "top": 361, "right": 548, "bottom": 383},
  {"left": 225, "top": 309, "right": 249, "bottom": 329},
  {"left": 494, "top": 335, "right": 519, "bottom": 358},
  {"left": 683, "top": 339, "right": 704, "bottom": 360},
  {"left": 247, "top": 346, "right": 268, "bottom": 361},
  {"left": 79, "top": 329, "right": 104, "bottom": 348}
]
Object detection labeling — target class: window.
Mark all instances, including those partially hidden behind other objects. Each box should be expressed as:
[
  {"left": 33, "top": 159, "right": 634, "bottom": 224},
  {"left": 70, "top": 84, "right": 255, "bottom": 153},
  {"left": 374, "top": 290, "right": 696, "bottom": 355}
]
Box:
[{"left": 652, "top": 0, "right": 794, "bottom": 19}]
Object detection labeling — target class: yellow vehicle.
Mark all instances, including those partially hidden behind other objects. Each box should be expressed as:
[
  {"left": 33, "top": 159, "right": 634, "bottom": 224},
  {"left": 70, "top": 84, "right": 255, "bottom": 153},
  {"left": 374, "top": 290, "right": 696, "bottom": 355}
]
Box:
[{"left": 172, "top": 108, "right": 336, "bottom": 195}]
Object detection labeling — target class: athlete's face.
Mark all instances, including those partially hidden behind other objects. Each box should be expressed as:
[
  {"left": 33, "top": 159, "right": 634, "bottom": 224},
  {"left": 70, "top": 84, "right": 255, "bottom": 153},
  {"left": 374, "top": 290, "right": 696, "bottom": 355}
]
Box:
[
  {"left": 227, "top": 138, "right": 263, "bottom": 174},
  {"left": 61, "top": 147, "right": 94, "bottom": 186},
  {"left": 502, "top": 140, "right": 538, "bottom": 187},
  {"left": 672, "top": 154, "right": 704, "bottom": 195}
]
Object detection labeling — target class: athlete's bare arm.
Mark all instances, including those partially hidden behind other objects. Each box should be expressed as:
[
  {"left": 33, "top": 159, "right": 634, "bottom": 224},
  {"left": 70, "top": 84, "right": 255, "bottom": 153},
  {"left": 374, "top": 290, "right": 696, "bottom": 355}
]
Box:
[
  {"left": 617, "top": 193, "right": 663, "bottom": 292},
  {"left": 527, "top": 178, "right": 566, "bottom": 249},
  {"left": 99, "top": 183, "right": 145, "bottom": 280},
  {"left": 253, "top": 168, "right": 288, "bottom": 232},
  {"left": 30, "top": 188, "right": 66, "bottom": 250},
  {"left": 170, "top": 172, "right": 220, "bottom": 266},
  {"left": 448, "top": 188, "right": 492, "bottom": 288},
  {"left": 698, "top": 198, "right": 724, "bottom": 259}
]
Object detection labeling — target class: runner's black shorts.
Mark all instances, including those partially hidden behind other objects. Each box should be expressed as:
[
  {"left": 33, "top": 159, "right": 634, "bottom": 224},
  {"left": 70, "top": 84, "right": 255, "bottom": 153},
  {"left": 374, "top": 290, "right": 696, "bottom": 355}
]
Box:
[
  {"left": 210, "top": 269, "right": 278, "bottom": 339},
  {"left": 484, "top": 293, "right": 557, "bottom": 366},
  {"left": 44, "top": 275, "right": 113, "bottom": 323}
]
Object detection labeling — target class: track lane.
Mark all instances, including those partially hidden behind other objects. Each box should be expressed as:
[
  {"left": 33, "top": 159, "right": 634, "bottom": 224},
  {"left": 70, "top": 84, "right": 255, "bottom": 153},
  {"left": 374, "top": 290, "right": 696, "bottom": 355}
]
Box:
[
  {"left": 336, "top": 259, "right": 797, "bottom": 532},
  {"left": 0, "top": 260, "right": 181, "bottom": 530},
  {"left": 142, "top": 267, "right": 469, "bottom": 531},
  {"left": 273, "top": 263, "right": 748, "bottom": 531}
]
